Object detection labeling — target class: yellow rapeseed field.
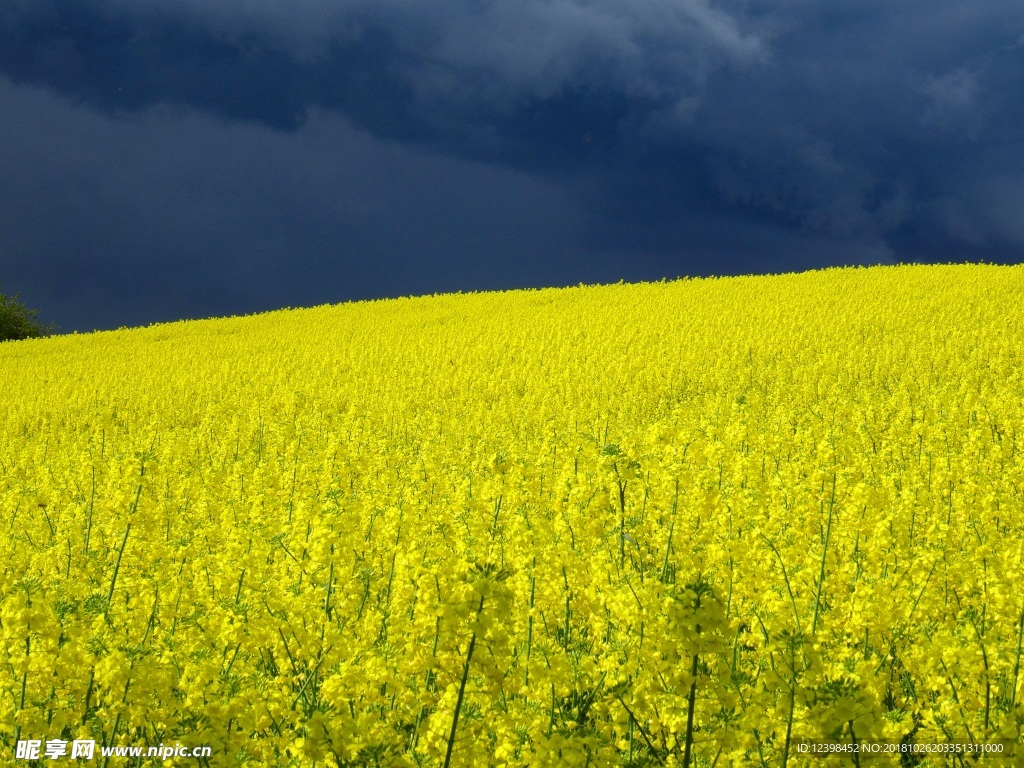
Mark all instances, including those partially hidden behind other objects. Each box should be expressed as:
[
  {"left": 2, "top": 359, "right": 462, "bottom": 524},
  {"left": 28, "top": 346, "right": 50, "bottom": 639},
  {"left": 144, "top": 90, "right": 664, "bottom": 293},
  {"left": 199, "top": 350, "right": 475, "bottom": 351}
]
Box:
[{"left": 2, "top": 264, "right": 1024, "bottom": 767}]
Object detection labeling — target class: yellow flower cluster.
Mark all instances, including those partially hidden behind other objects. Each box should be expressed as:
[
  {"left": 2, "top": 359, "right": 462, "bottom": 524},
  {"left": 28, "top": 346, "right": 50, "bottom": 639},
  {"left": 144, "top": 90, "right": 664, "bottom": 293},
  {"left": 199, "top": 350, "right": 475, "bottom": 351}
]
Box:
[{"left": 2, "top": 264, "right": 1023, "bottom": 766}]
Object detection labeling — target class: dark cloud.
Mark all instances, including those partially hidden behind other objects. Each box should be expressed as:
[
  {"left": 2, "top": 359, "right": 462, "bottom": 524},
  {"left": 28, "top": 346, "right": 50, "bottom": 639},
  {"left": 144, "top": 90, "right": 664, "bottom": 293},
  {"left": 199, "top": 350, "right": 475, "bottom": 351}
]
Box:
[
  {"left": 1, "top": 0, "right": 1023, "bottom": 330},
  {"left": 0, "top": 81, "right": 610, "bottom": 332}
]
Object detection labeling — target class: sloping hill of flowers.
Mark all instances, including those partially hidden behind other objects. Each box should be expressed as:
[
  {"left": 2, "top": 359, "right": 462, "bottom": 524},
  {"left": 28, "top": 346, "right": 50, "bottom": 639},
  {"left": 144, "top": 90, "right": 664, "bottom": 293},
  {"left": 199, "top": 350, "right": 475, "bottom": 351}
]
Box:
[{"left": 2, "top": 264, "right": 1023, "bottom": 766}]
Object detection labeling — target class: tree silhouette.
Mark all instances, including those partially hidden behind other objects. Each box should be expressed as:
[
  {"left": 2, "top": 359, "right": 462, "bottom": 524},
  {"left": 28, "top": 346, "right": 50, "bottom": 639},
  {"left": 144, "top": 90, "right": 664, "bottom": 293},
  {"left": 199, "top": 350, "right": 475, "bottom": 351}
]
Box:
[{"left": 0, "top": 286, "right": 57, "bottom": 341}]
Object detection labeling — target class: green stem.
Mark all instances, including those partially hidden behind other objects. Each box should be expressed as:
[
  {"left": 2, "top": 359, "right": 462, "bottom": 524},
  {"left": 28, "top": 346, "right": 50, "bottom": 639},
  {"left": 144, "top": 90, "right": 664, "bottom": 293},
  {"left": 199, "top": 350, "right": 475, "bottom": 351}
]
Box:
[
  {"left": 617, "top": 696, "right": 665, "bottom": 765},
  {"left": 324, "top": 561, "right": 334, "bottom": 619},
  {"left": 443, "top": 594, "right": 485, "bottom": 768},
  {"left": 13, "top": 635, "right": 29, "bottom": 745},
  {"left": 104, "top": 522, "right": 133, "bottom": 620},
  {"left": 782, "top": 640, "right": 797, "bottom": 768},
  {"left": 682, "top": 651, "right": 699, "bottom": 767},
  {"left": 85, "top": 464, "right": 96, "bottom": 554},
  {"left": 525, "top": 567, "right": 536, "bottom": 688},
  {"left": 848, "top": 720, "right": 861, "bottom": 768},
  {"left": 1012, "top": 596, "right": 1024, "bottom": 708},
  {"left": 661, "top": 479, "right": 680, "bottom": 584},
  {"left": 764, "top": 536, "right": 803, "bottom": 634},
  {"left": 1007, "top": 598, "right": 1024, "bottom": 708},
  {"left": 811, "top": 471, "right": 836, "bottom": 635}
]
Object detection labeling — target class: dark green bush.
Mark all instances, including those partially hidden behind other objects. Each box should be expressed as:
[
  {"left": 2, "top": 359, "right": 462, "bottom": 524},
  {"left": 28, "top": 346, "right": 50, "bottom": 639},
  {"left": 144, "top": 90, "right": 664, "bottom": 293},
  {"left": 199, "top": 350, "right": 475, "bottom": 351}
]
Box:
[{"left": 0, "top": 287, "right": 57, "bottom": 341}]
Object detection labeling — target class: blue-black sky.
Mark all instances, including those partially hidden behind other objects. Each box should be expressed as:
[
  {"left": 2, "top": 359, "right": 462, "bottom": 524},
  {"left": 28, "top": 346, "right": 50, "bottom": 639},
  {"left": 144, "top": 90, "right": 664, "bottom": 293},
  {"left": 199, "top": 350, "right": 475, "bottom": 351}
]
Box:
[{"left": 2, "top": 0, "right": 1023, "bottom": 332}]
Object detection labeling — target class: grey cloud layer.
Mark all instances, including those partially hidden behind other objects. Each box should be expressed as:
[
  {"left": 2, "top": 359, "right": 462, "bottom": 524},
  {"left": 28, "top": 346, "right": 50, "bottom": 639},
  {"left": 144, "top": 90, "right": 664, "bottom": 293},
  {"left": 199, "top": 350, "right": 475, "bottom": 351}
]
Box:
[
  {"left": 101, "top": 0, "right": 764, "bottom": 87},
  {"left": 3, "top": 0, "right": 1024, "bottom": 258}
]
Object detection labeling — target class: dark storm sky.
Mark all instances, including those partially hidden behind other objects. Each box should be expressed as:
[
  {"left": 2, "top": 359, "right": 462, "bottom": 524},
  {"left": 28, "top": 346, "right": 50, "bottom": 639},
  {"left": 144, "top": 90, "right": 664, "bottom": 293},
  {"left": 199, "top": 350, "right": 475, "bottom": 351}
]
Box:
[{"left": 2, "top": 1, "right": 1023, "bottom": 332}]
